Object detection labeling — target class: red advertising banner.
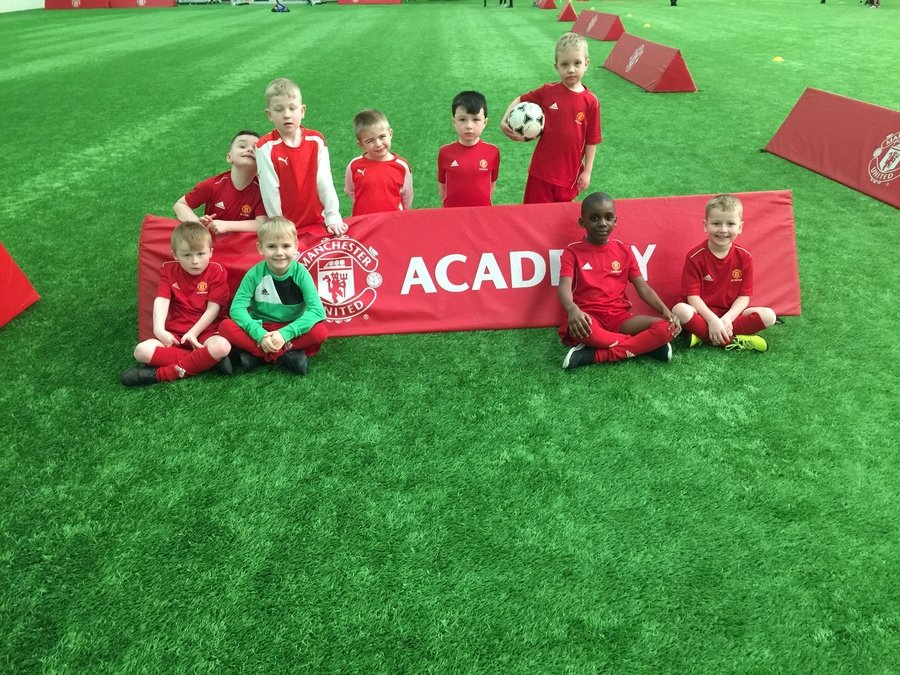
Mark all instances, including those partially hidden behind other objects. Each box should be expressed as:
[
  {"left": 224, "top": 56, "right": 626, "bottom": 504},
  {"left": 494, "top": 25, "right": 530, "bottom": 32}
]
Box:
[
  {"left": 138, "top": 191, "right": 800, "bottom": 341},
  {"left": 572, "top": 10, "right": 624, "bottom": 41},
  {"left": 765, "top": 88, "right": 900, "bottom": 209},
  {"left": 45, "top": 0, "right": 109, "bottom": 8},
  {"left": 603, "top": 33, "right": 696, "bottom": 93},
  {"left": 0, "top": 244, "right": 40, "bottom": 330},
  {"left": 108, "top": 0, "right": 175, "bottom": 6}
]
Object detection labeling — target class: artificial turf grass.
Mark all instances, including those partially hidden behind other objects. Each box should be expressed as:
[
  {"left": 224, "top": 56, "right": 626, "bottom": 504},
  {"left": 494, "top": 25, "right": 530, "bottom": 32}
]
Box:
[{"left": 3, "top": 0, "right": 900, "bottom": 671}]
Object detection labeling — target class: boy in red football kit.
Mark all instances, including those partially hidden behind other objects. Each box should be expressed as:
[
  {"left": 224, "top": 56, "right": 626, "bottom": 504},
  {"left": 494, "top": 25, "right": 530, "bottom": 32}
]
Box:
[
  {"left": 438, "top": 91, "right": 500, "bottom": 208},
  {"left": 672, "top": 194, "right": 776, "bottom": 351},
  {"left": 121, "top": 222, "right": 232, "bottom": 386},
  {"left": 500, "top": 33, "right": 601, "bottom": 204},
  {"left": 344, "top": 109, "right": 413, "bottom": 217},
  {"left": 559, "top": 193, "right": 680, "bottom": 369},
  {"left": 173, "top": 130, "right": 267, "bottom": 235},
  {"left": 256, "top": 78, "right": 348, "bottom": 249}
]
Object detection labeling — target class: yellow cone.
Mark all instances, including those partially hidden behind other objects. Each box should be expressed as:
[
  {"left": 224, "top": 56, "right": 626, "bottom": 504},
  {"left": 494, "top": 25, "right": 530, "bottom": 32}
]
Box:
[
  {"left": 772, "top": 56, "right": 784, "bottom": 62},
  {"left": 643, "top": 22, "right": 651, "bottom": 27}
]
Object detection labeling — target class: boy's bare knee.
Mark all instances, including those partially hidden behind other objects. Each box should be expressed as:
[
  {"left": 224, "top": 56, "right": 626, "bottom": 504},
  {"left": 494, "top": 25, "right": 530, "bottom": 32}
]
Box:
[
  {"left": 133, "top": 340, "right": 156, "bottom": 364},
  {"left": 672, "top": 302, "right": 694, "bottom": 322},
  {"left": 205, "top": 336, "right": 232, "bottom": 360},
  {"left": 748, "top": 307, "right": 777, "bottom": 326}
]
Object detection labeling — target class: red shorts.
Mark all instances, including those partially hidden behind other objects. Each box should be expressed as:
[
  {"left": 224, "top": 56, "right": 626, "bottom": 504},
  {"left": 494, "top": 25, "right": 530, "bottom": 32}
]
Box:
[
  {"left": 558, "top": 309, "right": 634, "bottom": 346},
  {"left": 523, "top": 175, "right": 579, "bottom": 204},
  {"left": 164, "top": 327, "right": 220, "bottom": 346}
]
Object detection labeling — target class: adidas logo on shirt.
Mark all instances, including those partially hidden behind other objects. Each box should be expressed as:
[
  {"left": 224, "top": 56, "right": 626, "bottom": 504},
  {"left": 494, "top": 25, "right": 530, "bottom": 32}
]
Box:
[
  {"left": 215, "top": 201, "right": 225, "bottom": 209},
  {"left": 450, "top": 160, "right": 459, "bottom": 167},
  {"left": 582, "top": 262, "right": 593, "bottom": 270},
  {"left": 703, "top": 274, "right": 714, "bottom": 281},
  {"left": 171, "top": 282, "right": 180, "bottom": 289},
  {"left": 549, "top": 102, "right": 559, "bottom": 110}
]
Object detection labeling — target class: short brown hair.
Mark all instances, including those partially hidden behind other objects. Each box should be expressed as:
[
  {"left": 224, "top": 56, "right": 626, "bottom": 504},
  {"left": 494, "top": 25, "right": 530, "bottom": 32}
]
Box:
[
  {"left": 171, "top": 221, "right": 211, "bottom": 252},
  {"left": 705, "top": 194, "right": 743, "bottom": 219},
  {"left": 353, "top": 108, "right": 390, "bottom": 139}
]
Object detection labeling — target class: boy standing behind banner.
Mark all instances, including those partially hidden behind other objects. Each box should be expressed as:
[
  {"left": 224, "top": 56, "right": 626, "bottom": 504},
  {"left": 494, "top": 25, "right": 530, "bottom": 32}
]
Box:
[
  {"left": 256, "top": 78, "right": 348, "bottom": 249},
  {"left": 500, "top": 33, "right": 601, "bottom": 204},
  {"left": 438, "top": 91, "right": 500, "bottom": 208},
  {"left": 344, "top": 108, "right": 414, "bottom": 216},
  {"left": 173, "top": 130, "right": 267, "bottom": 235}
]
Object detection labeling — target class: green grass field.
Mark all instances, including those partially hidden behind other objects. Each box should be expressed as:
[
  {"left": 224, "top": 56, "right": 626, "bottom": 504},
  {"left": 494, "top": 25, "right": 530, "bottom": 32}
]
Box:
[{"left": 1, "top": 0, "right": 898, "bottom": 670}]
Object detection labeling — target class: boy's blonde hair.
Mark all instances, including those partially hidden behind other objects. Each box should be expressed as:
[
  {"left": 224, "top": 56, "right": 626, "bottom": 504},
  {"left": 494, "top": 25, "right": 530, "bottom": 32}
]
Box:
[
  {"left": 556, "top": 33, "right": 588, "bottom": 61},
  {"left": 171, "top": 221, "right": 211, "bottom": 252},
  {"left": 258, "top": 216, "right": 298, "bottom": 243},
  {"left": 705, "top": 194, "right": 743, "bottom": 219},
  {"left": 354, "top": 108, "right": 390, "bottom": 138},
  {"left": 265, "top": 77, "right": 301, "bottom": 106}
]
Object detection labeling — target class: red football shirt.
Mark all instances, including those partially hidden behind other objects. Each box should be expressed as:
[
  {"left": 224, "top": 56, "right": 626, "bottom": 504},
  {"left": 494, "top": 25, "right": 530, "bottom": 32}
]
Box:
[
  {"left": 680, "top": 242, "right": 754, "bottom": 315},
  {"left": 437, "top": 140, "right": 500, "bottom": 208},
  {"left": 344, "top": 155, "right": 413, "bottom": 217},
  {"left": 184, "top": 171, "right": 266, "bottom": 222},
  {"left": 521, "top": 82, "right": 601, "bottom": 189},
  {"left": 156, "top": 261, "right": 229, "bottom": 335},
  {"left": 559, "top": 238, "right": 639, "bottom": 316}
]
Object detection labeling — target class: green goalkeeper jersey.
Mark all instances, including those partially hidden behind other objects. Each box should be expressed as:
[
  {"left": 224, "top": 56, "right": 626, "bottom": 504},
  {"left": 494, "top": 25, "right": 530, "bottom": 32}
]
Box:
[{"left": 230, "top": 260, "right": 326, "bottom": 344}]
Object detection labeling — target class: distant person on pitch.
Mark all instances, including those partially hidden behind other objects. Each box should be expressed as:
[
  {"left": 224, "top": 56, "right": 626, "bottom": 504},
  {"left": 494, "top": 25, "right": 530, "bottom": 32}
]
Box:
[
  {"left": 122, "top": 222, "right": 232, "bottom": 387},
  {"left": 672, "top": 194, "right": 776, "bottom": 352},
  {"left": 344, "top": 109, "right": 413, "bottom": 217},
  {"left": 173, "top": 130, "right": 267, "bottom": 235},
  {"left": 256, "top": 78, "right": 347, "bottom": 249},
  {"left": 559, "top": 193, "right": 680, "bottom": 370},
  {"left": 438, "top": 90, "right": 500, "bottom": 208},
  {"left": 500, "top": 32, "right": 601, "bottom": 204}
]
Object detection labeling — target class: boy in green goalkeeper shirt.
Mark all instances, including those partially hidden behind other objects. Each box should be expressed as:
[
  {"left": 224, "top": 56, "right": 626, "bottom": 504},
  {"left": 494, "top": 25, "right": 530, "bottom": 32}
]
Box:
[{"left": 218, "top": 216, "right": 328, "bottom": 374}]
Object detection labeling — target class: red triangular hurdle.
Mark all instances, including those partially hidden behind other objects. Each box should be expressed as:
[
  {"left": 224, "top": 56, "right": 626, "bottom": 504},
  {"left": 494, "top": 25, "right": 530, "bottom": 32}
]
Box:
[
  {"left": 558, "top": 1, "right": 577, "bottom": 21},
  {"left": 539, "top": 0, "right": 557, "bottom": 9},
  {"left": 0, "top": 243, "right": 39, "bottom": 329}
]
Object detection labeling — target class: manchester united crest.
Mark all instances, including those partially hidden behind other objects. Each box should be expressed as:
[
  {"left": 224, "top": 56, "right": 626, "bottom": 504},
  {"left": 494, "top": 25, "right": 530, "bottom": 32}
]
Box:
[
  {"left": 626, "top": 45, "right": 645, "bottom": 73},
  {"left": 868, "top": 131, "right": 900, "bottom": 185},
  {"left": 299, "top": 237, "right": 381, "bottom": 323}
]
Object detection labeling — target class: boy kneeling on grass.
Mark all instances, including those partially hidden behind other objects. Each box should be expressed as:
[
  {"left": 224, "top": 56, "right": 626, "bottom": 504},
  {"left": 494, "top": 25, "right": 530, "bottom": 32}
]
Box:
[
  {"left": 122, "top": 221, "right": 232, "bottom": 387},
  {"left": 559, "top": 192, "right": 681, "bottom": 369},
  {"left": 672, "top": 194, "right": 776, "bottom": 352},
  {"left": 218, "top": 216, "right": 328, "bottom": 375}
]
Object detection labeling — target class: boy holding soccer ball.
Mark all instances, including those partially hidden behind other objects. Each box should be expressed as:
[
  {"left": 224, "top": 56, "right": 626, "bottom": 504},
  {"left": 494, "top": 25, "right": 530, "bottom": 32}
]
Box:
[
  {"left": 500, "top": 32, "right": 601, "bottom": 204},
  {"left": 344, "top": 108, "right": 414, "bottom": 217},
  {"left": 437, "top": 91, "right": 501, "bottom": 208},
  {"left": 559, "top": 193, "right": 680, "bottom": 370},
  {"left": 671, "top": 194, "right": 776, "bottom": 352},
  {"left": 256, "top": 78, "right": 348, "bottom": 250}
]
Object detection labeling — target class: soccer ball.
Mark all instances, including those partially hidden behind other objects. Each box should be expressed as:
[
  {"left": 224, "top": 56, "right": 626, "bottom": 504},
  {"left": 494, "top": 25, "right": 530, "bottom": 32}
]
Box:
[{"left": 506, "top": 102, "right": 544, "bottom": 141}]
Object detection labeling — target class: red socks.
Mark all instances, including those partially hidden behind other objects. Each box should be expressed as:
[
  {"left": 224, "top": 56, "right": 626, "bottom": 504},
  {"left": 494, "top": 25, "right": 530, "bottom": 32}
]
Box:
[{"left": 155, "top": 347, "right": 220, "bottom": 382}]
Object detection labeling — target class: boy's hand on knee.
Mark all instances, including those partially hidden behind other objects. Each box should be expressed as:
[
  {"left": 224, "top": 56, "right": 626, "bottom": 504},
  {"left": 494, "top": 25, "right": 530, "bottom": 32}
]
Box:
[
  {"left": 155, "top": 329, "right": 177, "bottom": 347},
  {"left": 567, "top": 308, "right": 593, "bottom": 340},
  {"left": 708, "top": 318, "right": 729, "bottom": 345},
  {"left": 662, "top": 310, "right": 681, "bottom": 337}
]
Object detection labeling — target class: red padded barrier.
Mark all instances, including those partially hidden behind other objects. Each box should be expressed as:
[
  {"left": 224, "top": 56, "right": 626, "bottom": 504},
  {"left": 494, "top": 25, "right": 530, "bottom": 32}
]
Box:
[
  {"left": 572, "top": 10, "right": 624, "bottom": 41},
  {"left": 603, "top": 33, "right": 696, "bottom": 93},
  {"left": 0, "top": 244, "right": 40, "bottom": 329},
  {"left": 137, "top": 191, "right": 800, "bottom": 341},
  {"left": 337, "top": 0, "right": 402, "bottom": 4},
  {"left": 765, "top": 88, "right": 899, "bottom": 208},
  {"left": 558, "top": 1, "right": 576, "bottom": 21}
]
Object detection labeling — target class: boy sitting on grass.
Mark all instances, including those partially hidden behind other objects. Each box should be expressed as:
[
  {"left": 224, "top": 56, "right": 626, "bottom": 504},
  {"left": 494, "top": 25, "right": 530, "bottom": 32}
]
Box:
[
  {"left": 560, "top": 192, "right": 681, "bottom": 369},
  {"left": 173, "top": 130, "right": 267, "bottom": 235},
  {"left": 122, "top": 222, "right": 232, "bottom": 387},
  {"left": 218, "top": 216, "right": 328, "bottom": 375},
  {"left": 672, "top": 194, "right": 776, "bottom": 352}
]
